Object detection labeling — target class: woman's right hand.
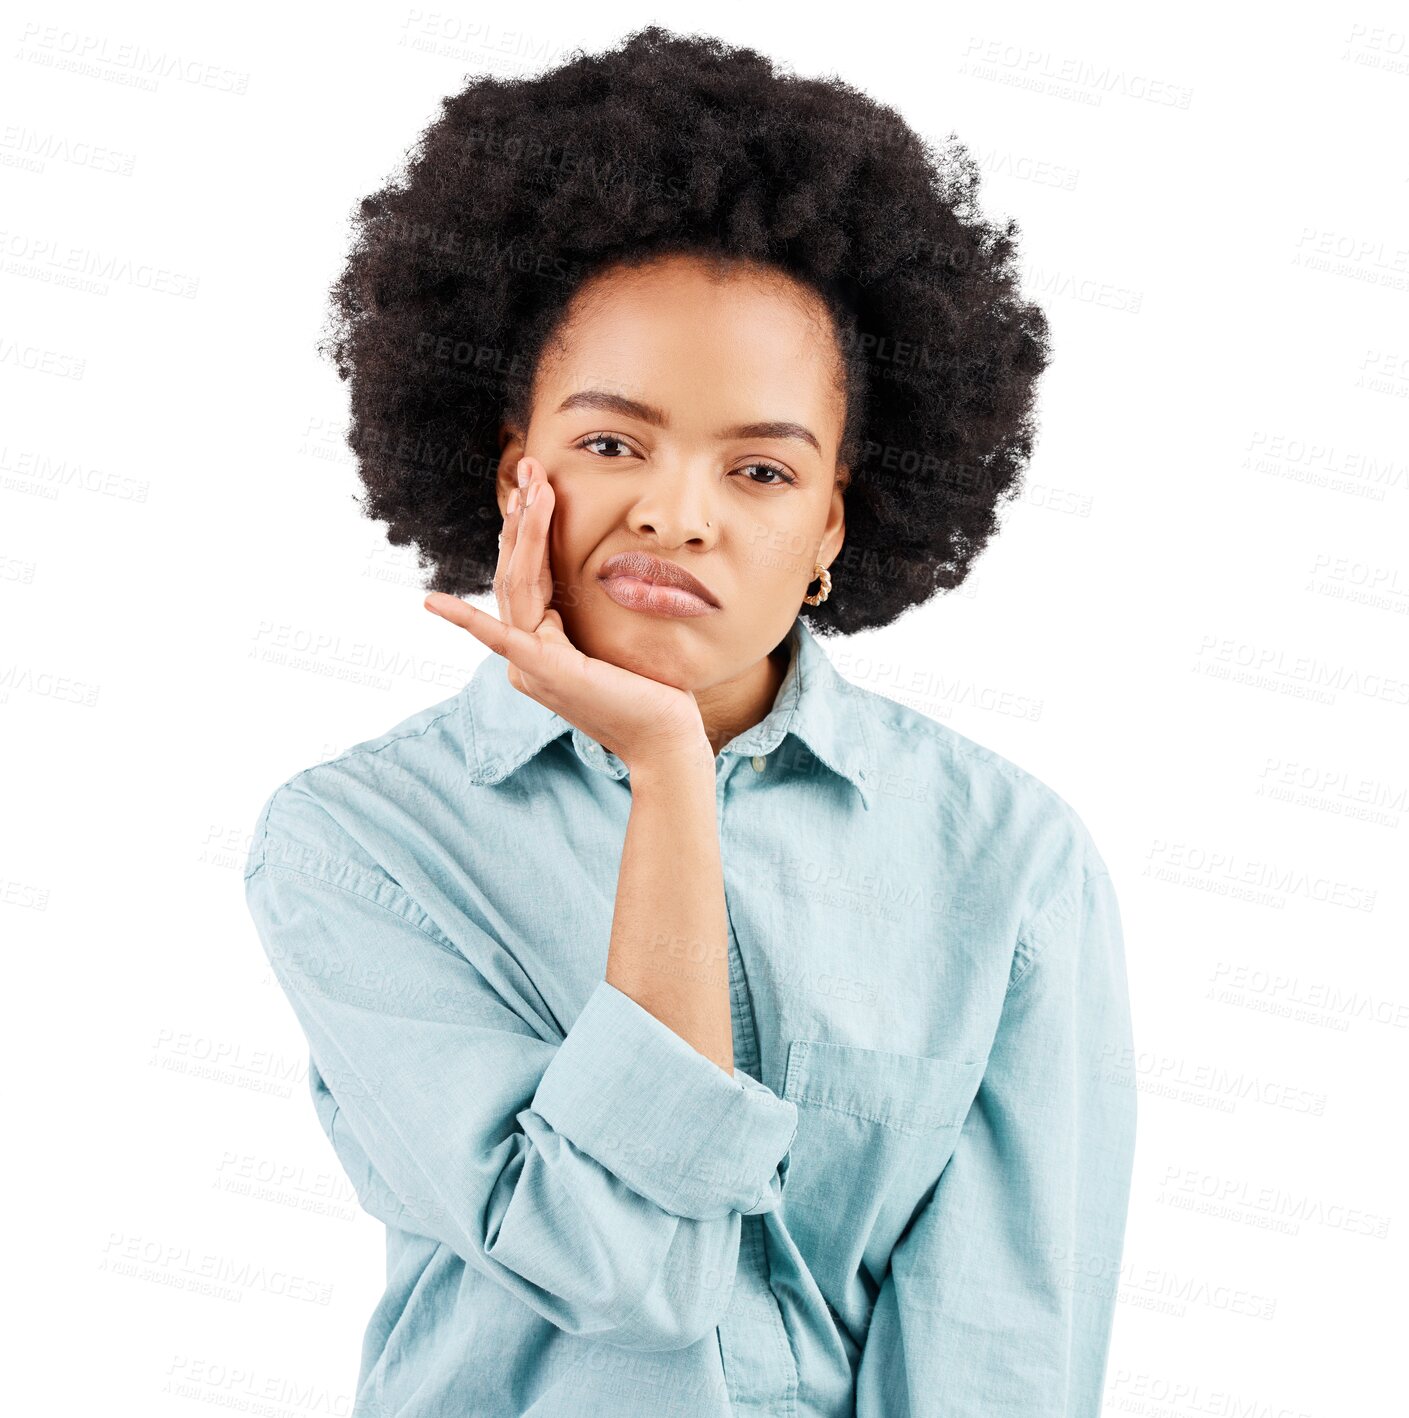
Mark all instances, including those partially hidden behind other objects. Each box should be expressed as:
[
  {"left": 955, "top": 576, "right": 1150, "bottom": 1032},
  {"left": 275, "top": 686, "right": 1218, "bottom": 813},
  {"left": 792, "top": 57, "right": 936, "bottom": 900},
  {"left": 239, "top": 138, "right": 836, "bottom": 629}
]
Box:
[{"left": 424, "top": 456, "right": 711, "bottom": 774}]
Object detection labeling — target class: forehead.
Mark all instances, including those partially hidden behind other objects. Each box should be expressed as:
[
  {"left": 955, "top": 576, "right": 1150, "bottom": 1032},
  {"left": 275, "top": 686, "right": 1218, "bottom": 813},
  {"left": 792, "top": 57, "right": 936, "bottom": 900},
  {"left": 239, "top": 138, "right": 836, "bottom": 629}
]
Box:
[{"left": 538, "top": 254, "right": 844, "bottom": 417}]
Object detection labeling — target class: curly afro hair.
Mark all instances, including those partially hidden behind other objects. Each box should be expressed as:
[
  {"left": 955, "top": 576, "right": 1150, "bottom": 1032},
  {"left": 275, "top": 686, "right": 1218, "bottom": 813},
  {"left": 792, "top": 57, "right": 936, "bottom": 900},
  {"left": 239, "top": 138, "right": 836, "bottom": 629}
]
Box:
[{"left": 320, "top": 24, "right": 1052, "bottom": 637}]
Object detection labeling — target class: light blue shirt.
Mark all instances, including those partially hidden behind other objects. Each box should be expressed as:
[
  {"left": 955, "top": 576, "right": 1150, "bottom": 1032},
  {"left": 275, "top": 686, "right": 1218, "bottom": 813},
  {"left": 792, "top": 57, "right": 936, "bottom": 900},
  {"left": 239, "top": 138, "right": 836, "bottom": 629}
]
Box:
[{"left": 244, "top": 615, "right": 1136, "bottom": 1417}]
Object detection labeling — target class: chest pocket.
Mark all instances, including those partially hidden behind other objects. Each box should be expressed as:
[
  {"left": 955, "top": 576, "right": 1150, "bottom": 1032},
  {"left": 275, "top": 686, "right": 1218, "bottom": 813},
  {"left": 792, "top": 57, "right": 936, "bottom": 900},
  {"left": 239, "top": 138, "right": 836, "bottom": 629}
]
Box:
[{"left": 778, "top": 1039, "right": 985, "bottom": 1343}]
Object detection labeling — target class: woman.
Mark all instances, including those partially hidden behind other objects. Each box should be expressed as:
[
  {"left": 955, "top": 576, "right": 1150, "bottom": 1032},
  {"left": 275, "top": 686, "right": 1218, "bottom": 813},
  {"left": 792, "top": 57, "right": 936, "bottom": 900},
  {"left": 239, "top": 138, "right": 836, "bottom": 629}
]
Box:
[{"left": 245, "top": 26, "right": 1136, "bottom": 1418}]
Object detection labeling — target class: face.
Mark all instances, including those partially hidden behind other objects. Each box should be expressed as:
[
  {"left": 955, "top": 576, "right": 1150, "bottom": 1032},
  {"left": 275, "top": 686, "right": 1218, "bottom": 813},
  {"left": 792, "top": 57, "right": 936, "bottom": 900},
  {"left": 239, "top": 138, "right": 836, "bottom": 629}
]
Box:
[{"left": 497, "top": 251, "right": 848, "bottom": 693}]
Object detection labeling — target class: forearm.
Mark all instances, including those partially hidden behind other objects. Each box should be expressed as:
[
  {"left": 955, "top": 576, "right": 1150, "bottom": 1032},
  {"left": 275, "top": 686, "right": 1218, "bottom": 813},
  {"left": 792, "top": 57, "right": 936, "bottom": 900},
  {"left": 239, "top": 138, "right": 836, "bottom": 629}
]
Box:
[{"left": 606, "top": 740, "right": 734, "bottom": 1074}]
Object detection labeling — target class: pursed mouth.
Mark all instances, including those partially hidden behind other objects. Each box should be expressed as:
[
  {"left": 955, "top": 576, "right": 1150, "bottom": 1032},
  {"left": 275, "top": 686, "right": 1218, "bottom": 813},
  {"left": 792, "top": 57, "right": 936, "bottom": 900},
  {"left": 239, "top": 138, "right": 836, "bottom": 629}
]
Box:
[{"left": 597, "top": 551, "right": 721, "bottom": 608}]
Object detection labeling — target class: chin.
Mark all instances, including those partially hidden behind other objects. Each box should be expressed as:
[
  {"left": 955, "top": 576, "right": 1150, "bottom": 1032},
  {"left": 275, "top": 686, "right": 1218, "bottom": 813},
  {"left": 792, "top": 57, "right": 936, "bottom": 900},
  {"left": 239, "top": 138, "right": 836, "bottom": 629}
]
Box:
[{"left": 565, "top": 605, "right": 714, "bottom": 688}]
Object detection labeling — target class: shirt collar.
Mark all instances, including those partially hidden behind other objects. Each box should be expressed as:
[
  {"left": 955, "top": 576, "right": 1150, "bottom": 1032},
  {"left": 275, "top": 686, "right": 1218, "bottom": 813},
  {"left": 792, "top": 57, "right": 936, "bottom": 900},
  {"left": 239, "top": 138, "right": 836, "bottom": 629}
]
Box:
[{"left": 460, "top": 617, "right": 874, "bottom": 810}]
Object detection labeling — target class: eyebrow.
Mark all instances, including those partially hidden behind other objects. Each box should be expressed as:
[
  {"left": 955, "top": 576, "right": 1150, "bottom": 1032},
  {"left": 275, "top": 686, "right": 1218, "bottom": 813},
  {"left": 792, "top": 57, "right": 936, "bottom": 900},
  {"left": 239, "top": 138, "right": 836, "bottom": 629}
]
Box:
[{"left": 555, "top": 389, "right": 823, "bottom": 456}]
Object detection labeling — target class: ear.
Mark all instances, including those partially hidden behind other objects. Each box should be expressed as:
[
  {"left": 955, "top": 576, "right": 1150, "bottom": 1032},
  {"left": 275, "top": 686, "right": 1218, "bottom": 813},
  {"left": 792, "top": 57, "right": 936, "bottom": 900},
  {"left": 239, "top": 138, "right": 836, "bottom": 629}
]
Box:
[{"left": 819, "top": 468, "right": 848, "bottom": 568}]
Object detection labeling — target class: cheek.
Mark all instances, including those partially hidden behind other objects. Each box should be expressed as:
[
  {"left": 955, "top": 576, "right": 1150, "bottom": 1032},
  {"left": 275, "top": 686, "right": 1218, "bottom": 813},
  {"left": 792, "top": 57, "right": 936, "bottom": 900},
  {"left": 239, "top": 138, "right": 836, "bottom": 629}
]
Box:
[
  {"left": 549, "top": 472, "right": 637, "bottom": 546},
  {"left": 542, "top": 484, "right": 579, "bottom": 554},
  {"left": 543, "top": 489, "right": 606, "bottom": 596},
  {"left": 740, "top": 517, "right": 820, "bottom": 582}
]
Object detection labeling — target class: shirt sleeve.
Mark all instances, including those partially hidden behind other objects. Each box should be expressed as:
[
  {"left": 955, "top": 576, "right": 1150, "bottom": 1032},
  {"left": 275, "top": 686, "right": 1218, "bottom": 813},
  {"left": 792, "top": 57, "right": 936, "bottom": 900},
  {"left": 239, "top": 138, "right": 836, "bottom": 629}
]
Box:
[
  {"left": 244, "top": 813, "right": 799, "bottom": 1354},
  {"left": 854, "top": 860, "right": 1137, "bottom": 1416}
]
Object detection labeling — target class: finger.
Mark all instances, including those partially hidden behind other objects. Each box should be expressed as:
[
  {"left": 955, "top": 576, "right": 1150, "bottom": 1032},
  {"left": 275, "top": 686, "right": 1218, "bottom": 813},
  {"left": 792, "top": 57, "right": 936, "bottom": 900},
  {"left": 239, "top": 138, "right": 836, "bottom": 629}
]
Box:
[
  {"left": 501, "top": 459, "right": 539, "bottom": 622},
  {"left": 493, "top": 459, "right": 527, "bottom": 624},
  {"left": 507, "top": 459, "right": 555, "bottom": 630},
  {"left": 424, "top": 592, "right": 503, "bottom": 654},
  {"left": 530, "top": 470, "right": 557, "bottom": 611},
  {"left": 423, "top": 591, "right": 567, "bottom": 683}
]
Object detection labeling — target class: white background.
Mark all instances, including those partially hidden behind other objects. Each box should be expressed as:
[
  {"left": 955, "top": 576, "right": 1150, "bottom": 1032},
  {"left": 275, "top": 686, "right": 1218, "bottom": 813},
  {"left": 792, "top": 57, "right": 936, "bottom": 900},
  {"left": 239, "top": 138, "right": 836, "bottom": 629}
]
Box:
[{"left": 6, "top": 2, "right": 1405, "bottom": 1413}]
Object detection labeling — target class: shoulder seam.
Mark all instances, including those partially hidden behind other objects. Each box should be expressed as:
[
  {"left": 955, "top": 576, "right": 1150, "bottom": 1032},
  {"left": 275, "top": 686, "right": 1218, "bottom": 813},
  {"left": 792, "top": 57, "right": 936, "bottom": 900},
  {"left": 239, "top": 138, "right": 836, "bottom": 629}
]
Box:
[
  {"left": 246, "top": 701, "right": 464, "bottom": 873},
  {"left": 866, "top": 699, "right": 1078, "bottom": 818},
  {"left": 247, "top": 857, "right": 463, "bottom": 959},
  {"left": 1008, "top": 867, "right": 1113, "bottom": 994},
  {"left": 279, "top": 699, "right": 464, "bottom": 793}
]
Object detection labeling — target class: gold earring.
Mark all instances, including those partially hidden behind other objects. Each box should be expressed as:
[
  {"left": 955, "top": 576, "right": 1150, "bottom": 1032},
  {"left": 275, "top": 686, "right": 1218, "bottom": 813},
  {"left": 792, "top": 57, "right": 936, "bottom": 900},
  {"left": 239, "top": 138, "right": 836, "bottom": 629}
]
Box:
[{"left": 803, "top": 562, "right": 832, "bottom": 605}]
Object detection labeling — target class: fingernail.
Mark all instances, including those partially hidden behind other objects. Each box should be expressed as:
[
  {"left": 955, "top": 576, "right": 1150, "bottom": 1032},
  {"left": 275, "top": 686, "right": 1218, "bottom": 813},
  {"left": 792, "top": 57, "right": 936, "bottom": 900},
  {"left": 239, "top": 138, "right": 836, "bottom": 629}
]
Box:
[
  {"left": 507, "top": 488, "right": 519, "bottom": 516},
  {"left": 516, "top": 458, "right": 529, "bottom": 489},
  {"left": 523, "top": 482, "right": 536, "bottom": 507}
]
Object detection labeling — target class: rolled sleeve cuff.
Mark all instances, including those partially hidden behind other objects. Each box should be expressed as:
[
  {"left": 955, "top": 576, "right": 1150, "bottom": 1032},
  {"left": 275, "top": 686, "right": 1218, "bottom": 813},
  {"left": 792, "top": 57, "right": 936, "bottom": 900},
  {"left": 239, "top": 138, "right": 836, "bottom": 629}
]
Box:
[{"left": 531, "top": 979, "right": 799, "bottom": 1220}]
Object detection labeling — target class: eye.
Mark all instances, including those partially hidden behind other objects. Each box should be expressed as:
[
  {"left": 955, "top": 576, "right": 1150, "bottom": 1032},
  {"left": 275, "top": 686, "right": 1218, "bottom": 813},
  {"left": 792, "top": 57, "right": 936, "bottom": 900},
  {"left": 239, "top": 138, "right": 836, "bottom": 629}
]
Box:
[
  {"left": 736, "top": 460, "right": 798, "bottom": 488},
  {"left": 574, "top": 432, "right": 638, "bottom": 459}
]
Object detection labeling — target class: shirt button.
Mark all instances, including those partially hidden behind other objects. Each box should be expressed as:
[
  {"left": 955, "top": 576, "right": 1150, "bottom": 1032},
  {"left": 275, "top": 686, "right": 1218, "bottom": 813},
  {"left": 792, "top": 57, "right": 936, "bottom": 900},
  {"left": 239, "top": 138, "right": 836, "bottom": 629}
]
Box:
[{"left": 751, "top": 755, "right": 767, "bottom": 772}]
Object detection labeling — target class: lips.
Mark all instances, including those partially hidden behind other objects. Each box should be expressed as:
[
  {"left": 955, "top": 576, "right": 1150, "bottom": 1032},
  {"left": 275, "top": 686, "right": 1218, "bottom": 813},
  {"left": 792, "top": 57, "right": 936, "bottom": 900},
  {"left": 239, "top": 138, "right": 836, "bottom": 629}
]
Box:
[{"left": 597, "top": 551, "right": 721, "bottom": 608}]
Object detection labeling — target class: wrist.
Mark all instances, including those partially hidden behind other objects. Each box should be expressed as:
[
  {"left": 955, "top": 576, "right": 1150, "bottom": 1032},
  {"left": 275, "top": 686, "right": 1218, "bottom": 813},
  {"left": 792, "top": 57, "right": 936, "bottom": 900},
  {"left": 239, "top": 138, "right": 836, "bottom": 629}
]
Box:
[{"left": 627, "top": 738, "right": 717, "bottom": 792}]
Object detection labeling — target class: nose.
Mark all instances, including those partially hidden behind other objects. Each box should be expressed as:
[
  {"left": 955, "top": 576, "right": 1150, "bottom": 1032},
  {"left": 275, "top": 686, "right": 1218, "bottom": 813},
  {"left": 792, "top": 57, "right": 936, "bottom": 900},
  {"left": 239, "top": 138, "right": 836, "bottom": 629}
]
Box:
[{"left": 626, "top": 463, "right": 721, "bottom": 547}]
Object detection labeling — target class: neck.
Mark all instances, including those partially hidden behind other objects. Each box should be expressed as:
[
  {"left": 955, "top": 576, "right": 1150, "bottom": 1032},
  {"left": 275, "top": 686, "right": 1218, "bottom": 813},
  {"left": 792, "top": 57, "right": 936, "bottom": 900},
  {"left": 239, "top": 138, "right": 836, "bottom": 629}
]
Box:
[{"left": 695, "top": 634, "right": 793, "bottom": 758}]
